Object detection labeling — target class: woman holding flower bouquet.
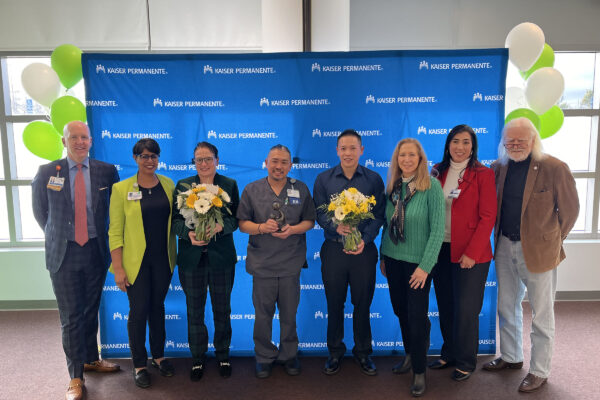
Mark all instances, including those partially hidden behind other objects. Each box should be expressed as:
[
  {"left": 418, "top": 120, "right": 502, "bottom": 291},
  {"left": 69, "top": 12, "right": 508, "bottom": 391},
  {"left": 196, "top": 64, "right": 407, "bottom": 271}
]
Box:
[
  {"left": 172, "top": 142, "right": 239, "bottom": 381},
  {"left": 380, "top": 138, "right": 445, "bottom": 397},
  {"left": 108, "top": 138, "right": 177, "bottom": 388}
]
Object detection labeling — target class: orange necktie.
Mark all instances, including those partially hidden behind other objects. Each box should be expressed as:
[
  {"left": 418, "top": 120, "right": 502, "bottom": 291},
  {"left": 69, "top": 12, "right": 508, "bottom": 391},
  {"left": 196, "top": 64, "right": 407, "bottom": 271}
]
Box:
[{"left": 74, "top": 164, "right": 88, "bottom": 246}]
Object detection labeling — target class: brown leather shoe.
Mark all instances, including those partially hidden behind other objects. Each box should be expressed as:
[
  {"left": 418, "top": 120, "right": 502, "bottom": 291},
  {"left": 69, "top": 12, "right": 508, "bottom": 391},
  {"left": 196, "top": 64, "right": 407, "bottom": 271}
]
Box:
[
  {"left": 482, "top": 357, "right": 523, "bottom": 371},
  {"left": 519, "top": 373, "right": 547, "bottom": 392},
  {"left": 84, "top": 359, "right": 120, "bottom": 372},
  {"left": 65, "top": 378, "right": 85, "bottom": 400}
]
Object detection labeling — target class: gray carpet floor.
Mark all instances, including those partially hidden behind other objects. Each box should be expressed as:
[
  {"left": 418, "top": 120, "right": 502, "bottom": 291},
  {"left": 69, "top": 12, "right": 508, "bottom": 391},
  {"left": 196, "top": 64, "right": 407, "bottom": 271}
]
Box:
[{"left": 1, "top": 301, "right": 598, "bottom": 400}]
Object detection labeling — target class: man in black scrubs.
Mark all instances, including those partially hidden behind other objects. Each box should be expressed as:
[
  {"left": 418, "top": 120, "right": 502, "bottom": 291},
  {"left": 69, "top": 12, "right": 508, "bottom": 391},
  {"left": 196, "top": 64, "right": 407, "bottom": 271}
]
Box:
[{"left": 238, "top": 145, "right": 315, "bottom": 378}]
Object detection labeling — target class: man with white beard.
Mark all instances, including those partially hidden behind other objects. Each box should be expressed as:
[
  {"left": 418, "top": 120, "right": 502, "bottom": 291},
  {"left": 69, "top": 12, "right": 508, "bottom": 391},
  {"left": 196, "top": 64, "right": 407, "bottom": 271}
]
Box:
[{"left": 483, "top": 117, "right": 579, "bottom": 393}]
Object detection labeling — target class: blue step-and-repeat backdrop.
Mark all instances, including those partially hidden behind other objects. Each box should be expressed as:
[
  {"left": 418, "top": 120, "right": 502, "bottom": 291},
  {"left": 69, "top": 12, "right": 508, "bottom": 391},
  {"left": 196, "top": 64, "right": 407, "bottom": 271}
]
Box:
[{"left": 82, "top": 49, "right": 507, "bottom": 359}]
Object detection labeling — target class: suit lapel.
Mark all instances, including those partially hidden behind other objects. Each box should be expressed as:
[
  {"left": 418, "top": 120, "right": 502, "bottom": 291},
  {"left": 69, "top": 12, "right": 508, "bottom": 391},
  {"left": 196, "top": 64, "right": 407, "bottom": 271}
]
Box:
[
  {"left": 61, "top": 158, "right": 72, "bottom": 206},
  {"left": 89, "top": 159, "right": 100, "bottom": 212},
  {"left": 521, "top": 160, "right": 539, "bottom": 219}
]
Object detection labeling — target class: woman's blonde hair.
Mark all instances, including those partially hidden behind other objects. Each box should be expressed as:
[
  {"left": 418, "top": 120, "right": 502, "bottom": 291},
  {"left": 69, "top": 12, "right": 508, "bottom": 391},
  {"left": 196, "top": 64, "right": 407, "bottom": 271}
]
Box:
[{"left": 386, "top": 138, "right": 431, "bottom": 194}]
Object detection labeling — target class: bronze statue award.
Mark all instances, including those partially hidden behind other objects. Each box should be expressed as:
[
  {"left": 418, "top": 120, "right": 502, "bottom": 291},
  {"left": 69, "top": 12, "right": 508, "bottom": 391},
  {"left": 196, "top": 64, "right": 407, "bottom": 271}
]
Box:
[{"left": 270, "top": 201, "right": 286, "bottom": 231}]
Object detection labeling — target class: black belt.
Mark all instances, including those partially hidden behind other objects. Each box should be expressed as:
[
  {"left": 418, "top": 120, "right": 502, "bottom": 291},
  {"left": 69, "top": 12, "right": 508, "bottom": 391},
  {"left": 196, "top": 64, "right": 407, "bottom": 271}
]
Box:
[
  {"left": 502, "top": 232, "right": 520, "bottom": 242},
  {"left": 327, "top": 237, "right": 344, "bottom": 244}
]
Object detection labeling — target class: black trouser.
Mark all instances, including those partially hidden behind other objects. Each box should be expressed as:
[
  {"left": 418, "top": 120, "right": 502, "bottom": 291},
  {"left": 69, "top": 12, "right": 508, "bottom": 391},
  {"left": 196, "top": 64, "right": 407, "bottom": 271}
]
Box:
[
  {"left": 179, "top": 253, "right": 235, "bottom": 363},
  {"left": 126, "top": 251, "right": 172, "bottom": 368},
  {"left": 384, "top": 256, "right": 433, "bottom": 374},
  {"left": 321, "top": 240, "right": 377, "bottom": 358},
  {"left": 50, "top": 239, "right": 106, "bottom": 379},
  {"left": 430, "top": 242, "right": 490, "bottom": 372}
]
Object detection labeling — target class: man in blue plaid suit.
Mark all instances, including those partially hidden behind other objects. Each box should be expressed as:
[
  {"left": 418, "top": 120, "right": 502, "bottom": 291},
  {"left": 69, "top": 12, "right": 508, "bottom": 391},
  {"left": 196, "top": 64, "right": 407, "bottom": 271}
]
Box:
[{"left": 32, "top": 121, "right": 120, "bottom": 400}]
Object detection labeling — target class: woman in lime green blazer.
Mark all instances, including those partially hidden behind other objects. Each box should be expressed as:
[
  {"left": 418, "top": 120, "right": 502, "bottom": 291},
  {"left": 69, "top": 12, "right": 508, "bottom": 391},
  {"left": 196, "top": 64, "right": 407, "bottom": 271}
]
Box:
[{"left": 108, "top": 138, "right": 176, "bottom": 389}]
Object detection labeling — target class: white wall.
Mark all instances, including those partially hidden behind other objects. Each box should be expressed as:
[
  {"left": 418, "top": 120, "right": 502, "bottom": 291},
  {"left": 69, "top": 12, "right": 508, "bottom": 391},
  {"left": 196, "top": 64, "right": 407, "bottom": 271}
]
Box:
[{"left": 350, "top": 0, "right": 600, "bottom": 51}]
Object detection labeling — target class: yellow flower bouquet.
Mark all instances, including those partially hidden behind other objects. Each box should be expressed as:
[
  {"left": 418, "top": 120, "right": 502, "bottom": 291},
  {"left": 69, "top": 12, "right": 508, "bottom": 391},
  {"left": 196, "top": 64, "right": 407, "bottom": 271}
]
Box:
[
  {"left": 176, "top": 182, "right": 232, "bottom": 242},
  {"left": 318, "top": 187, "right": 376, "bottom": 251}
]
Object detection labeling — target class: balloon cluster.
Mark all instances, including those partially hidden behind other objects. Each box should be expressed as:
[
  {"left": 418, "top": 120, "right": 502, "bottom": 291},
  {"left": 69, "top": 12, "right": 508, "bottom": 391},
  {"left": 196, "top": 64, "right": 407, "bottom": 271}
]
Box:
[
  {"left": 504, "top": 23, "right": 565, "bottom": 139},
  {"left": 21, "top": 44, "right": 87, "bottom": 161}
]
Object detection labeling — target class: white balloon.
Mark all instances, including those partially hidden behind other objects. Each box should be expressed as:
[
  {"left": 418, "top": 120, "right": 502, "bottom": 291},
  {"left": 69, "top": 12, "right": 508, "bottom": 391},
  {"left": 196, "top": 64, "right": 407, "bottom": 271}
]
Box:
[
  {"left": 21, "top": 63, "right": 61, "bottom": 108},
  {"left": 505, "top": 86, "right": 527, "bottom": 116},
  {"left": 525, "top": 67, "right": 565, "bottom": 114},
  {"left": 505, "top": 22, "right": 545, "bottom": 71}
]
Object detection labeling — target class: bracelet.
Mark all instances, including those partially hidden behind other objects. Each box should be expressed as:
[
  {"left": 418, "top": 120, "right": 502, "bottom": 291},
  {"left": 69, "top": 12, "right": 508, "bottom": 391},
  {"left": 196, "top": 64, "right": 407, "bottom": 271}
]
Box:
[{"left": 257, "top": 224, "right": 262, "bottom": 234}]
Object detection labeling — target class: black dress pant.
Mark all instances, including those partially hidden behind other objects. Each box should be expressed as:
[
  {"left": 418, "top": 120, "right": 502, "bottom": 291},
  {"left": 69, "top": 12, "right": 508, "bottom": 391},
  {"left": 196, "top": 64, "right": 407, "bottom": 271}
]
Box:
[
  {"left": 321, "top": 240, "right": 377, "bottom": 358},
  {"left": 384, "top": 256, "right": 433, "bottom": 374},
  {"left": 126, "top": 251, "right": 173, "bottom": 368},
  {"left": 430, "top": 242, "right": 490, "bottom": 372}
]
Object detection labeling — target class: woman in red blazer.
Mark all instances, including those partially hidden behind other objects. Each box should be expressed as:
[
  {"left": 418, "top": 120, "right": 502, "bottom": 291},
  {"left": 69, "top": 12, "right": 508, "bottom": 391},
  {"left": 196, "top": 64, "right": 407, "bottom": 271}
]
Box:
[{"left": 427, "top": 124, "right": 497, "bottom": 381}]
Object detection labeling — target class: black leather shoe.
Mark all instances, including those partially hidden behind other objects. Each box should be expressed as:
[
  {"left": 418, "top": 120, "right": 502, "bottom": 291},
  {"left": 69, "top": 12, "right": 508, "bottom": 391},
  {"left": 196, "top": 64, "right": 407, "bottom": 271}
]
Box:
[
  {"left": 133, "top": 368, "right": 151, "bottom": 388},
  {"left": 411, "top": 373, "right": 426, "bottom": 397},
  {"left": 354, "top": 355, "right": 377, "bottom": 376},
  {"left": 482, "top": 357, "right": 523, "bottom": 371},
  {"left": 451, "top": 369, "right": 472, "bottom": 381},
  {"left": 255, "top": 362, "right": 272, "bottom": 379},
  {"left": 218, "top": 360, "right": 232, "bottom": 378},
  {"left": 151, "top": 359, "right": 175, "bottom": 377},
  {"left": 428, "top": 359, "right": 453, "bottom": 370},
  {"left": 284, "top": 357, "right": 301, "bottom": 376},
  {"left": 323, "top": 357, "right": 341, "bottom": 375},
  {"left": 392, "top": 354, "right": 412, "bottom": 374},
  {"left": 190, "top": 362, "right": 204, "bottom": 381}
]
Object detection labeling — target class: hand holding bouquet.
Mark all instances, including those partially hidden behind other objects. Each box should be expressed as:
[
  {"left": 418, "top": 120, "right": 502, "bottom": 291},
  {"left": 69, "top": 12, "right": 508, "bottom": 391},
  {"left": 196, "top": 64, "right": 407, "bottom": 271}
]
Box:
[
  {"left": 318, "top": 187, "right": 376, "bottom": 252},
  {"left": 176, "top": 183, "right": 232, "bottom": 242}
]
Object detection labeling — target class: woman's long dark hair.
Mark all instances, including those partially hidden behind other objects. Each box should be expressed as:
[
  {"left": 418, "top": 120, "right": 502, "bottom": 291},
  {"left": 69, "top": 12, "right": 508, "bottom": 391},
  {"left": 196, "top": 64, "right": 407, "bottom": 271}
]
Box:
[{"left": 435, "top": 124, "right": 480, "bottom": 175}]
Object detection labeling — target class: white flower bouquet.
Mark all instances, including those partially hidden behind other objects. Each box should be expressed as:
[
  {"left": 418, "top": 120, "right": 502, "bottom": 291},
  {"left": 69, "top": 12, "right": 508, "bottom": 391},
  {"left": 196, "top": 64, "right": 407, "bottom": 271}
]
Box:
[
  {"left": 318, "top": 187, "right": 376, "bottom": 251},
  {"left": 176, "top": 182, "right": 232, "bottom": 242}
]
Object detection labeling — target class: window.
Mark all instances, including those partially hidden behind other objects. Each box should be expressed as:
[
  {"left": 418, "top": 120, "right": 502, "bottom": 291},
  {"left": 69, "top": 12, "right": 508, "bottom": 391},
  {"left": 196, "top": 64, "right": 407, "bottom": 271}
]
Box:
[
  {"left": 0, "top": 54, "right": 85, "bottom": 246},
  {"left": 507, "top": 52, "right": 600, "bottom": 237}
]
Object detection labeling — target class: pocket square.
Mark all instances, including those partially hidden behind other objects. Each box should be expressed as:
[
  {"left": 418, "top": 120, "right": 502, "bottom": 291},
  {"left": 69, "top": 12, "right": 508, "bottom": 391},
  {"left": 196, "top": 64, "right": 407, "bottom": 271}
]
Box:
[{"left": 99, "top": 186, "right": 108, "bottom": 191}]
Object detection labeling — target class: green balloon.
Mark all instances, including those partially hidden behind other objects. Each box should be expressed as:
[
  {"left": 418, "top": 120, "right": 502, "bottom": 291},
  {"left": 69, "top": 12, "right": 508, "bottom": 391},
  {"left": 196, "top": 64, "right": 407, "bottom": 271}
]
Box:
[
  {"left": 539, "top": 105, "right": 564, "bottom": 139},
  {"left": 51, "top": 44, "right": 83, "bottom": 89},
  {"left": 50, "top": 95, "right": 87, "bottom": 135},
  {"left": 505, "top": 108, "right": 541, "bottom": 131},
  {"left": 520, "top": 43, "right": 555, "bottom": 80},
  {"left": 23, "top": 121, "right": 64, "bottom": 161}
]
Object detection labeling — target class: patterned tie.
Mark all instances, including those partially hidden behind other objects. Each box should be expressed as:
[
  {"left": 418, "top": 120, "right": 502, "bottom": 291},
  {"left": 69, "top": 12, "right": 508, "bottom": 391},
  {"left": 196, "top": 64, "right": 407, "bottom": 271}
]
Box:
[{"left": 74, "top": 163, "right": 88, "bottom": 246}]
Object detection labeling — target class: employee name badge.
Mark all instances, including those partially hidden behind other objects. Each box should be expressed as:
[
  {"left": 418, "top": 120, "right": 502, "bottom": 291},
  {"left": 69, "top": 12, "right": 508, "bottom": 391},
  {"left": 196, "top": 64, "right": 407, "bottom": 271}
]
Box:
[
  {"left": 47, "top": 176, "right": 65, "bottom": 191},
  {"left": 128, "top": 191, "right": 142, "bottom": 201},
  {"left": 448, "top": 188, "right": 461, "bottom": 199},
  {"left": 287, "top": 188, "right": 301, "bottom": 204}
]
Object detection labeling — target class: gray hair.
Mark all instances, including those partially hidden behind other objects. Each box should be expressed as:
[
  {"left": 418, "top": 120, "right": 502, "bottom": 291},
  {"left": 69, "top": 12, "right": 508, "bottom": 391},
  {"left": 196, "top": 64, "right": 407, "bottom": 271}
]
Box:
[{"left": 497, "top": 117, "right": 544, "bottom": 165}]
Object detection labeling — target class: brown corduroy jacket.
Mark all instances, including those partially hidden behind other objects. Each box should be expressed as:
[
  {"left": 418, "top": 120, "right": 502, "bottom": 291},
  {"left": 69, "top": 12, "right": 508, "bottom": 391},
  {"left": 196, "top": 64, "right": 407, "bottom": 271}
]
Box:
[{"left": 492, "top": 154, "right": 579, "bottom": 273}]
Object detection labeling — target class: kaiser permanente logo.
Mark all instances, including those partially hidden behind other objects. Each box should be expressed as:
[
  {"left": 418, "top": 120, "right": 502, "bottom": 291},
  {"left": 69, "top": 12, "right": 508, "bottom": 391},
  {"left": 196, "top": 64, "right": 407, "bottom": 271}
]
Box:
[
  {"left": 418, "top": 60, "right": 493, "bottom": 70},
  {"left": 365, "top": 94, "right": 437, "bottom": 104},
  {"left": 87, "top": 100, "right": 118, "bottom": 107},
  {"left": 310, "top": 62, "right": 383, "bottom": 72},
  {"left": 156, "top": 162, "right": 227, "bottom": 172},
  {"left": 203, "top": 64, "right": 276, "bottom": 75},
  {"left": 153, "top": 98, "right": 225, "bottom": 107},
  {"left": 416, "top": 126, "right": 489, "bottom": 135},
  {"left": 95, "top": 64, "right": 168, "bottom": 75},
  {"left": 100, "top": 130, "right": 173, "bottom": 140},
  {"left": 312, "top": 128, "right": 382, "bottom": 138},
  {"left": 364, "top": 159, "right": 390, "bottom": 168},
  {"left": 206, "top": 129, "right": 278, "bottom": 140},
  {"left": 472, "top": 92, "right": 504, "bottom": 102},
  {"left": 261, "top": 160, "right": 330, "bottom": 170},
  {"left": 259, "top": 97, "right": 330, "bottom": 106}
]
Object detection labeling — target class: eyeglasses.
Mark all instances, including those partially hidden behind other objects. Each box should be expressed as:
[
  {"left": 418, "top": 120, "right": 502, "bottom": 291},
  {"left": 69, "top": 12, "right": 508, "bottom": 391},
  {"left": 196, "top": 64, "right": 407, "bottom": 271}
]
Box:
[
  {"left": 192, "top": 157, "right": 214, "bottom": 164},
  {"left": 137, "top": 154, "right": 159, "bottom": 160},
  {"left": 503, "top": 140, "right": 530, "bottom": 149}
]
